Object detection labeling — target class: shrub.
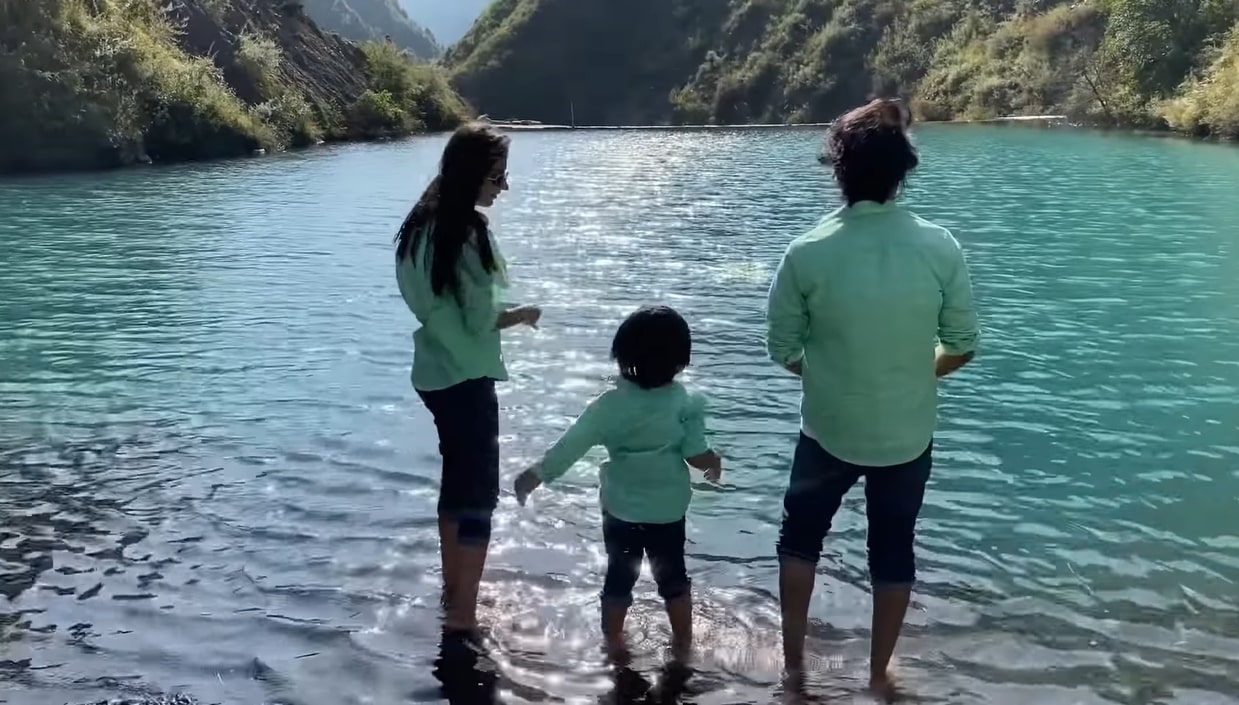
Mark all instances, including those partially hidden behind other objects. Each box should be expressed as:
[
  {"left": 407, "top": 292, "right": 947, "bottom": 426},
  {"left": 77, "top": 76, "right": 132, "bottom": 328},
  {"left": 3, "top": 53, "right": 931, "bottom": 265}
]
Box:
[
  {"left": 142, "top": 50, "right": 275, "bottom": 161},
  {"left": 253, "top": 90, "right": 324, "bottom": 146},
  {"left": 360, "top": 40, "right": 470, "bottom": 132},
  {"left": 348, "top": 89, "right": 414, "bottom": 137},
  {"left": 237, "top": 30, "right": 283, "bottom": 92},
  {"left": 1160, "top": 23, "right": 1239, "bottom": 138}
]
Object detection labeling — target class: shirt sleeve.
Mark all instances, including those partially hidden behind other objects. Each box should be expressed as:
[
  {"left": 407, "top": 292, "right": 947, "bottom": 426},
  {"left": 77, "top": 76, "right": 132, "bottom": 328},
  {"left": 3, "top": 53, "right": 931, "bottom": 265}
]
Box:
[
  {"left": 938, "top": 233, "right": 980, "bottom": 355},
  {"left": 535, "top": 395, "right": 606, "bottom": 484},
  {"left": 766, "top": 247, "right": 809, "bottom": 366},
  {"left": 680, "top": 393, "right": 710, "bottom": 459},
  {"left": 455, "top": 247, "right": 501, "bottom": 336},
  {"left": 398, "top": 237, "right": 499, "bottom": 336}
]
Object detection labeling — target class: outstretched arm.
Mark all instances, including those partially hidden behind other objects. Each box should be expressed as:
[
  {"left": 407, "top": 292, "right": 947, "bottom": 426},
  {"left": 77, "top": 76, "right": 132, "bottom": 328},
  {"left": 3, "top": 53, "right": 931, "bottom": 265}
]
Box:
[{"left": 514, "top": 398, "right": 604, "bottom": 505}]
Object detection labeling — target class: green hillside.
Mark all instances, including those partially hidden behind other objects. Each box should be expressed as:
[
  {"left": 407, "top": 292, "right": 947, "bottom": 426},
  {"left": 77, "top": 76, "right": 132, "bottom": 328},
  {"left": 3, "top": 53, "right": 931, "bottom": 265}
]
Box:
[
  {"left": 0, "top": 0, "right": 469, "bottom": 175},
  {"left": 446, "top": 0, "right": 1239, "bottom": 138}
]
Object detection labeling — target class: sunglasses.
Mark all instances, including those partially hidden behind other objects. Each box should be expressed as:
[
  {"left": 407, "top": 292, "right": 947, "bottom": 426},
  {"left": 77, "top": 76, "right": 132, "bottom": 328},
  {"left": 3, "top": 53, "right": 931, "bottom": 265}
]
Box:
[{"left": 487, "top": 171, "right": 509, "bottom": 185}]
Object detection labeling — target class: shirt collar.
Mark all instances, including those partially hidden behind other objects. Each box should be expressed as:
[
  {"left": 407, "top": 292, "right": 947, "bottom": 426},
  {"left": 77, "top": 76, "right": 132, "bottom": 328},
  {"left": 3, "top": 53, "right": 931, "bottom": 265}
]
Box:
[{"left": 844, "top": 200, "right": 900, "bottom": 216}]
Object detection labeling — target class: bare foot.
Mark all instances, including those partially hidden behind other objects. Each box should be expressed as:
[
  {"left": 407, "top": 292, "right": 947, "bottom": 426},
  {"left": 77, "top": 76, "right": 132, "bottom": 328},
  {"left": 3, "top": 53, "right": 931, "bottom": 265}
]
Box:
[
  {"left": 605, "top": 638, "right": 632, "bottom": 666},
  {"left": 442, "top": 607, "right": 479, "bottom": 636},
  {"left": 781, "top": 670, "right": 807, "bottom": 705},
  {"left": 869, "top": 669, "right": 901, "bottom": 702}
]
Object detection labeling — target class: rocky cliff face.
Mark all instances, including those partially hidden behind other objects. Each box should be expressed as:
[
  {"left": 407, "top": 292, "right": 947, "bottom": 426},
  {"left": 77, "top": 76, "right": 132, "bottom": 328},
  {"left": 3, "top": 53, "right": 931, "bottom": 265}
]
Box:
[
  {"left": 301, "top": 0, "right": 439, "bottom": 59},
  {"left": 0, "top": 0, "right": 468, "bottom": 174},
  {"left": 174, "top": 0, "right": 373, "bottom": 124}
]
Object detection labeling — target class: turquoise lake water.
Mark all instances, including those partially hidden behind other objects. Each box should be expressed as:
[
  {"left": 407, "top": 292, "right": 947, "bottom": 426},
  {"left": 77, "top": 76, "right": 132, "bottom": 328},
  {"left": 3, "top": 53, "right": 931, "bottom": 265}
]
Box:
[{"left": 1, "top": 125, "right": 1238, "bottom": 704}]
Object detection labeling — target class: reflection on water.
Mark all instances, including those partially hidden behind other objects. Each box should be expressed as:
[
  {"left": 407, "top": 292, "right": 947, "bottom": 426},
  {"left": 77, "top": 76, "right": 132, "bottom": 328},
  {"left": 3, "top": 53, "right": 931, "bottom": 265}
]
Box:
[
  {"left": 433, "top": 632, "right": 499, "bottom": 705},
  {"left": 1, "top": 126, "right": 1239, "bottom": 704}
]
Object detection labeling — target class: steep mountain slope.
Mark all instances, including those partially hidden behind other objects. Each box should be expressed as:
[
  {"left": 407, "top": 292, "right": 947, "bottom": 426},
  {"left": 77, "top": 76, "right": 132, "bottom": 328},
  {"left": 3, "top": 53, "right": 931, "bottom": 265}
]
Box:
[
  {"left": 302, "top": 0, "right": 439, "bottom": 59},
  {"left": 401, "top": 0, "right": 491, "bottom": 45},
  {"left": 447, "top": 0, "right": 1239, "bottom": 138},
  {"left": 446, "top": 0, "right": 732, "bottom": 125},
  {"left": 0, "top": 0, "right": 468, "bottom": 174}
]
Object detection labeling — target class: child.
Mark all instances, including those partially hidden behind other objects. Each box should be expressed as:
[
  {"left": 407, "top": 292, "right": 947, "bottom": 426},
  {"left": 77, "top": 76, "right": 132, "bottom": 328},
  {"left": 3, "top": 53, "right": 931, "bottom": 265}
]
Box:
[{"left": 514, "top": 305, "right": 722, "bottom": 662}]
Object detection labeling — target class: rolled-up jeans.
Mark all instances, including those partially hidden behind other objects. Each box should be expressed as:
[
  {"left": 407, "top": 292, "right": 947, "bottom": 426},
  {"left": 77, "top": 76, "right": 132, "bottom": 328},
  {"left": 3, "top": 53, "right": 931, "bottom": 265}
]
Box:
[
  {"left": 416, "top": 377, "right": 500, "bottom": 545},
  {"left": 777, "top": 433, "right": 931, "bottom": 589}
]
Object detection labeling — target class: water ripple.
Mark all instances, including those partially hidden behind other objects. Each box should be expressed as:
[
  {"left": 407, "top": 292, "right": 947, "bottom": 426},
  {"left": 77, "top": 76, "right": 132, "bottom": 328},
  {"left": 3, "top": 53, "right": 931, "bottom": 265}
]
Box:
[{"left": 1, "top": 127, "right": 1238, "bottom": 704}]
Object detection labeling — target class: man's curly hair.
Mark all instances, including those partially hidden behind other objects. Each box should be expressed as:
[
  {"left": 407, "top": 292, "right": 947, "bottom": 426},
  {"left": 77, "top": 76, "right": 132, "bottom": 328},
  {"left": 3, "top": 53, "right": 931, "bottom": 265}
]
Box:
[{"left": 822, "top": 99, "right": 918, "bottom": 206}]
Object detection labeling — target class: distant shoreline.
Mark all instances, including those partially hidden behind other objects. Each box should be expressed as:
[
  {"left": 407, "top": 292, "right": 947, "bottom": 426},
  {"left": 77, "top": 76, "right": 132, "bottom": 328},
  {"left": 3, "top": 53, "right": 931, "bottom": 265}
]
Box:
[
  {"left": 486, "top": 115, "right": 1071, "bottom": 132},
  {"left": 482, "top": 115, "right": 1235, "bottom": 146}
]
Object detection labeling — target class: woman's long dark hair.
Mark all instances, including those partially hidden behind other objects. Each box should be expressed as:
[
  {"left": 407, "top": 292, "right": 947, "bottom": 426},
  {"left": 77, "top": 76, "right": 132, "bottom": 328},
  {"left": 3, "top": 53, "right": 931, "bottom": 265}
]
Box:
[{"left": 395, "top": 122, "right": 511, "bottom": 300}]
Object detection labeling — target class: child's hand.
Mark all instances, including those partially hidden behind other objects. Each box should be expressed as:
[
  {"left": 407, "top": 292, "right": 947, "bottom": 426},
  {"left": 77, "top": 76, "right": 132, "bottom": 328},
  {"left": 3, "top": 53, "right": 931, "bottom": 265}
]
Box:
[
  {"left": 705, "top": 465, "right": 722, "bottom": 483},
  {"left": 514, "top": 468, "right": 542, "bottom": 506}
]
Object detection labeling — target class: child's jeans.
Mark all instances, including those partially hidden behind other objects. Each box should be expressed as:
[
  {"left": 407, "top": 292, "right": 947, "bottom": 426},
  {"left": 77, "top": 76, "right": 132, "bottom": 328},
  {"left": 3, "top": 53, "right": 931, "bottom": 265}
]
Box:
[{"left": 600, "top": 512, "right": 690, "bottom": 611}]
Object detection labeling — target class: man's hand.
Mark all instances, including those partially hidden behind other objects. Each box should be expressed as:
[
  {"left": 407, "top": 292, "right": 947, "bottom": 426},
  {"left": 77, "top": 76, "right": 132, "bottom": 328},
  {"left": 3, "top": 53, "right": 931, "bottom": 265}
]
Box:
[
  {"left": 687, "top": 451, "right": 723, "bottom": 483},
  {"left": 514, "top": 468, "right": 542, "bottom": 506},
  {"left": 935, "top": 346, "right": 974, "bottom": 378}
]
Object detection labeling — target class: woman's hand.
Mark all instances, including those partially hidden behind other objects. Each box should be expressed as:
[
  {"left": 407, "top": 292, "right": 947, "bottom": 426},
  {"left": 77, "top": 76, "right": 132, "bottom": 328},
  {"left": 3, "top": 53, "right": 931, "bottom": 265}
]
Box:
[
  {"left": 497, "top": 305, "right": 542, "bottom": 330},
  {"left": 514, "top": 468, "right": 542, "bottom": 506},
  {"left": 515, "top": 305, "right": 542, "bottom": 328}
]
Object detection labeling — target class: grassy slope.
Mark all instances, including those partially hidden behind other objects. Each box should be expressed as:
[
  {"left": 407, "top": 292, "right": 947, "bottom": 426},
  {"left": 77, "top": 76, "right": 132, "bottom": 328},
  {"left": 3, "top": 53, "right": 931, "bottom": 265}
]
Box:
[
  {"left": 0, "top": 0, "right": 470, "bottom": 175},
  {"left": 447, "top": 0, "right": 1239, "bottom": 138}
]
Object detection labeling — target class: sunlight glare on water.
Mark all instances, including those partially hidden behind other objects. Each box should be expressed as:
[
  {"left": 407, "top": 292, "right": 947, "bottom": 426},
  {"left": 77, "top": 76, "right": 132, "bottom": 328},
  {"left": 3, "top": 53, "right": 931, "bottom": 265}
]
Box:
[{"left": 1, "top": 125, "right": 1238, "bottom": 704}]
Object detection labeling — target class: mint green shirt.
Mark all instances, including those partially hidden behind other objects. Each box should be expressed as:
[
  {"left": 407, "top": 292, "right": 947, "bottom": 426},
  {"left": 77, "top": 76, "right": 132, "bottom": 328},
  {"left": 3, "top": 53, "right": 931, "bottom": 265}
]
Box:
[
  {"left": 396, "top": 225, "right": 509, "bottom": 392},
  {"left": 533, "top": 380, "right": 710, "bottom": 524},
  {"left": 766, "top": 201, "right": 979, "bottom": 467}
]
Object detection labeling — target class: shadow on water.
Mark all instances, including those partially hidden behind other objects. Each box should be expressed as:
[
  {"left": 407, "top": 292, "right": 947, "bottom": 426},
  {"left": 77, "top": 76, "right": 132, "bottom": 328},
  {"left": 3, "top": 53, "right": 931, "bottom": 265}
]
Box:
[
  {"left": 597, "top": 662, "right": 697, "bottom": 705},
  {"left": 433, "top": 629, "right": 705, "bottom": 705},
  {"left": 433, "top": 632, "right": 500, "bottom": 705}
]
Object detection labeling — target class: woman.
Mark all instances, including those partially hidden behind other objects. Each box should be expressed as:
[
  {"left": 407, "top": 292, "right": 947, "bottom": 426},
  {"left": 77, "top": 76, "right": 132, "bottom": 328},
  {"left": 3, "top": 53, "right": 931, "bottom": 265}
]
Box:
[
  {"left": 396, "top": 122, "right": 541, "bottom": 633},
  {"left": 766, "top": 99, "right": 979, "bottom": 693}
]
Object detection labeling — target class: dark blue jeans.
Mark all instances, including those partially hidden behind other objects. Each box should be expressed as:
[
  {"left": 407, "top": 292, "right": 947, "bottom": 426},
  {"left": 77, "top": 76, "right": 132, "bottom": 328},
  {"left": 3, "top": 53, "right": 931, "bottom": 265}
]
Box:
[
  {"left": 777, "top": 434, "right": 932, "bottom": 588},
  {"left": 601, "top": 512, "right": 690, "bottom": 611},
  {"left": 417, "top": 377, "right": 500, "bottom": 545}
]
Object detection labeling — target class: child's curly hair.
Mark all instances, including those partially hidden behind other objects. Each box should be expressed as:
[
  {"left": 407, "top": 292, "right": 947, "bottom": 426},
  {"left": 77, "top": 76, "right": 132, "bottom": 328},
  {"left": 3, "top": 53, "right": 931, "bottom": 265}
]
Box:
[
  {"left": 611, "top": 306, "right": 692, "bottom": 390},
  {"left": 824, "top": 99, "right": 918, "bottom": 206}
]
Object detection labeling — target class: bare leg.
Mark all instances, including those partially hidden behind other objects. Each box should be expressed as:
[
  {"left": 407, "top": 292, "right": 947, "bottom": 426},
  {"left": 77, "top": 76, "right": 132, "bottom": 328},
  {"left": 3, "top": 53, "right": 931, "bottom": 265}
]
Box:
[
  {"left": 438, "top": 517, "right": 460, "bottom": 609},
  {"left": 445, "top": 542, "right": 488, "bottom": 632},
  {"left": 869, "top": 586, "right": 911, "bottom": 694},
  {"left": 665, "top": 593, "right": 693, "bottom": 662},
  {"left": 602, "top": 602, "right": 631, "bottom": 663},
  {"left": 779, "top": 556, "right": 817, "bottom": 677},
  {"left": 601, "top": 513, "right": 641, "bottom": 664}
]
